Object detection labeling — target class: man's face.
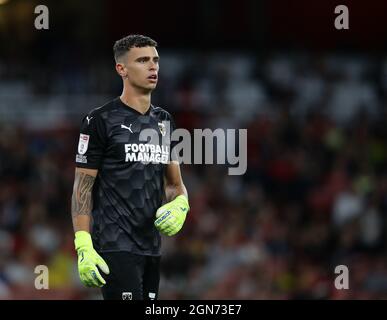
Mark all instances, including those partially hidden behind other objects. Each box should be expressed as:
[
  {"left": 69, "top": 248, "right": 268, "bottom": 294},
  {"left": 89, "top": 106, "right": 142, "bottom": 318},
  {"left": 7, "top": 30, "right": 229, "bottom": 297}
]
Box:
[{"left": 119, "top": 46, "right": 159, "bottom": 92}]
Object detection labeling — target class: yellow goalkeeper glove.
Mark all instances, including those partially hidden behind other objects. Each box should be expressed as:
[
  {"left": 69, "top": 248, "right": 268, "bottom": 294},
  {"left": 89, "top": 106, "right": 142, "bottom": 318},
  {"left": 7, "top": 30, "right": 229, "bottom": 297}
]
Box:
[
  {"left": 74, "top": 231, "right": 110, "bottom": 287},
  {"left": 154, "top": 195, "right": 189, "bottom": 236}
]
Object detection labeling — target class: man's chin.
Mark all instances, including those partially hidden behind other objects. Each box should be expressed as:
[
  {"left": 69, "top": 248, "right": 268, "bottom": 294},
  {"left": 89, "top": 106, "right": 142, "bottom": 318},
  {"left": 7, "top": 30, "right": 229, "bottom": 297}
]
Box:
[
  {"left": 133, "top": 83, "right": 157, "bottom": 93},
  {"left": 144, "top": 83, "right": 157, "bottom": 91}
]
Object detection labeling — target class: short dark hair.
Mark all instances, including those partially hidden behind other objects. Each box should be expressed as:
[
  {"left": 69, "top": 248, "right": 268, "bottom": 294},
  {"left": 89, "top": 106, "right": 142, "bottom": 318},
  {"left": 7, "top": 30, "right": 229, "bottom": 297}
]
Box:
[{"left": 113, "top": 34, "right": 157, "bottom": 62}]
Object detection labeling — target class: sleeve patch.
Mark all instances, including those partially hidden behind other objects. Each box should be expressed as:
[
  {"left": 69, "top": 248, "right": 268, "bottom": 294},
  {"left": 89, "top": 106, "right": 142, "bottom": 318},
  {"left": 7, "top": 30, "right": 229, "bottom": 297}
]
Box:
[{"left": 78, "top": 134, "right": 90, "bottom": 155}]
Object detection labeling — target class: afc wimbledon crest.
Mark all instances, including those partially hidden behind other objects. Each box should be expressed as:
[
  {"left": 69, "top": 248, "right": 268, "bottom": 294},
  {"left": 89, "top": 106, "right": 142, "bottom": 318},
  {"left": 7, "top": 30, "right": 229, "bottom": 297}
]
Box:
[
  {"left": 158, "top": 122, "right": 166, "bottom": 137},
  {"left": 78, "top": 134, "right": 90, "bottom": 155}
]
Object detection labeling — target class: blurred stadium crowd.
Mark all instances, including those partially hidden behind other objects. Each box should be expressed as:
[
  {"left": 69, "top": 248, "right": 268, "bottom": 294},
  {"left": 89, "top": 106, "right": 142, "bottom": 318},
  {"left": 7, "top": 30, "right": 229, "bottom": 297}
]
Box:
[{"left": 1, "top": 51, "right": 387, "bottom": 299}]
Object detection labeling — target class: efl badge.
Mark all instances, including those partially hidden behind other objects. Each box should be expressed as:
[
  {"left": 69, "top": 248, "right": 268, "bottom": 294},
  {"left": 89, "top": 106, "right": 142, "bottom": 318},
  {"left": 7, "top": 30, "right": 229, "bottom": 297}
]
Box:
[
  {"left": 158, "top": 122, "right": 166, "bottom": 137},
  {"left": 78, "top": 134, "right": 90, "bottom": 155},
  {"left": 122, "top": 292, "right": 133, "bottom": 300}
]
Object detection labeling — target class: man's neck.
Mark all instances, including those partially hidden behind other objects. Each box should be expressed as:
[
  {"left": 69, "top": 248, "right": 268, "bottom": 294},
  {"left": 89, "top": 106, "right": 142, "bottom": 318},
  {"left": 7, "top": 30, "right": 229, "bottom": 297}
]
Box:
[{"left": 120, "top": 85, "right": 151, "bottom": 114}]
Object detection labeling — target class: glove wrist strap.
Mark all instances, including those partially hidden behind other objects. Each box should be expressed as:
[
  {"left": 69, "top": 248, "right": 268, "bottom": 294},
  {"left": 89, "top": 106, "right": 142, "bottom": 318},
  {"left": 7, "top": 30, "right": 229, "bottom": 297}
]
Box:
[
  {"left": 175, "top": 195, "right": 190, "bottom": 212},
  {"left": 74, "top": 231, "right": 93, "bottom": 251}
]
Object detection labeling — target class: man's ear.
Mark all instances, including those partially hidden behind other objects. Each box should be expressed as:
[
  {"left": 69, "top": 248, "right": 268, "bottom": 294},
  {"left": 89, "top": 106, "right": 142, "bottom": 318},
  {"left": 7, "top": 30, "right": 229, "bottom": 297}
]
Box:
[{"left": 115, "top": 63, "right": 128, "bottom": 78}]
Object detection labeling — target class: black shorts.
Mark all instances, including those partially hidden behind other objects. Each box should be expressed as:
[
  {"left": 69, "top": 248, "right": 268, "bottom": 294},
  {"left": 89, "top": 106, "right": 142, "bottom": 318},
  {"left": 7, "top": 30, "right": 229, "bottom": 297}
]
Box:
[{"left": 99, "top": 251, "right": 161, "bottom": 300}]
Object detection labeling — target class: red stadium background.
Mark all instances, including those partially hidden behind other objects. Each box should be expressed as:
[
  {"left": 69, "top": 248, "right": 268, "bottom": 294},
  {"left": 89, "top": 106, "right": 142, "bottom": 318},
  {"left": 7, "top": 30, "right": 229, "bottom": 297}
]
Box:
[{"left": 0, "top": 0, "right": 387, "bottom": 299}]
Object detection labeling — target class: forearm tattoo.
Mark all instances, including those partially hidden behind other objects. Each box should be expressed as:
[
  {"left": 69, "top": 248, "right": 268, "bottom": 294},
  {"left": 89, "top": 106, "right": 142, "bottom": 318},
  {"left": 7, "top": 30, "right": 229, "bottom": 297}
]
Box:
[{"left": 71, "top": 172, "right": 95, "bottom": 218}]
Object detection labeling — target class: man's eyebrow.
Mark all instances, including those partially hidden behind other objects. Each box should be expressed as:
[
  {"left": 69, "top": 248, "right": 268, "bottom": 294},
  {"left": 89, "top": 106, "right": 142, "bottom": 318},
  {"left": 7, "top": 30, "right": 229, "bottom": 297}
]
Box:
[{"left": 135, "top": 56, "right": 160, "bottom": 61}]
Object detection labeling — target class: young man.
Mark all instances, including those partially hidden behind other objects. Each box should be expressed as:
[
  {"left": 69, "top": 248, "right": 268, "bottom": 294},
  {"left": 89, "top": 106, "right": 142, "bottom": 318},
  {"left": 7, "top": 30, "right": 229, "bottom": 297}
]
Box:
[{"left": 71, "top": 35, "right": 189, "bottom": 300}]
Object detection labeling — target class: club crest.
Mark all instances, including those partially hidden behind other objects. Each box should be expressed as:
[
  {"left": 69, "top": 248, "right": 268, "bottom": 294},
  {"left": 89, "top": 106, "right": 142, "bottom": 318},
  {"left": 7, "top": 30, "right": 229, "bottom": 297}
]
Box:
[{"left": 158, "top": 122, "right": 166, "bottom": 136}]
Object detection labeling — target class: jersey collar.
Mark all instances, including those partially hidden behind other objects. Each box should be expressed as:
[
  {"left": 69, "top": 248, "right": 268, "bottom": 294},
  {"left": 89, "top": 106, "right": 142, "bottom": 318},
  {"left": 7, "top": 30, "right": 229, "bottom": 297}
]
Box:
[{"left": 115, "top": 97, "right": 153, "bottom": 116}]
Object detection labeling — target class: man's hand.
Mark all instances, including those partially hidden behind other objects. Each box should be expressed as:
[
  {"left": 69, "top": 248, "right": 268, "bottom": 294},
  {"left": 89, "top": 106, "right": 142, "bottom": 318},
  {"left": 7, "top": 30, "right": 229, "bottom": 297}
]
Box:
[
  {"left": 74, "top": 231, "right": 110, "bottom": 287},
  {"left": 154, "top": 195, "right": 190, "bottom": 236}
]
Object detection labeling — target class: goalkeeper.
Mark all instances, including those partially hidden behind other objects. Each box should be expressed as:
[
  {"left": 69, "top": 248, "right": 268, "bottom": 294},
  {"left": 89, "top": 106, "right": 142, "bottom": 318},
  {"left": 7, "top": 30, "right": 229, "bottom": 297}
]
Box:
[{"left": 70, "top": 35, "right": 189, "bottom": 300}]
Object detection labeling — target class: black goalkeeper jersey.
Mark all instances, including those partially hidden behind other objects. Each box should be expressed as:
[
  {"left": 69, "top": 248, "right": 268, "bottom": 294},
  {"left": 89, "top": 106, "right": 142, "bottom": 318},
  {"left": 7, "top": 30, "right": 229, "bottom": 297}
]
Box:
[{"left": 75, "top": 97, "right": 176, "bottom": 256}]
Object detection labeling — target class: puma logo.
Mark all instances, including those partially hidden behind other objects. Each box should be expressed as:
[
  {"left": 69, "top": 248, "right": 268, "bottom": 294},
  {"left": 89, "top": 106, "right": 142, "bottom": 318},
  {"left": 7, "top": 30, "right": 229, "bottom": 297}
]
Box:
[
  {"left": 121, "top": 124, "right": 133, "bottom": 133},
  {"left": 86, "top": 116, "right": 93, "bottom": 125}
]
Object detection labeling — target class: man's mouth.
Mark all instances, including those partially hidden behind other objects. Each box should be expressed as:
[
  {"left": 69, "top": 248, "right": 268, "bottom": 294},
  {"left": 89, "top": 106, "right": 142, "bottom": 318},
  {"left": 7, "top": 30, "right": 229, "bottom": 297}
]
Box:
[{"left": 148, "top": 75, "right": 158, "bottom": 80}]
